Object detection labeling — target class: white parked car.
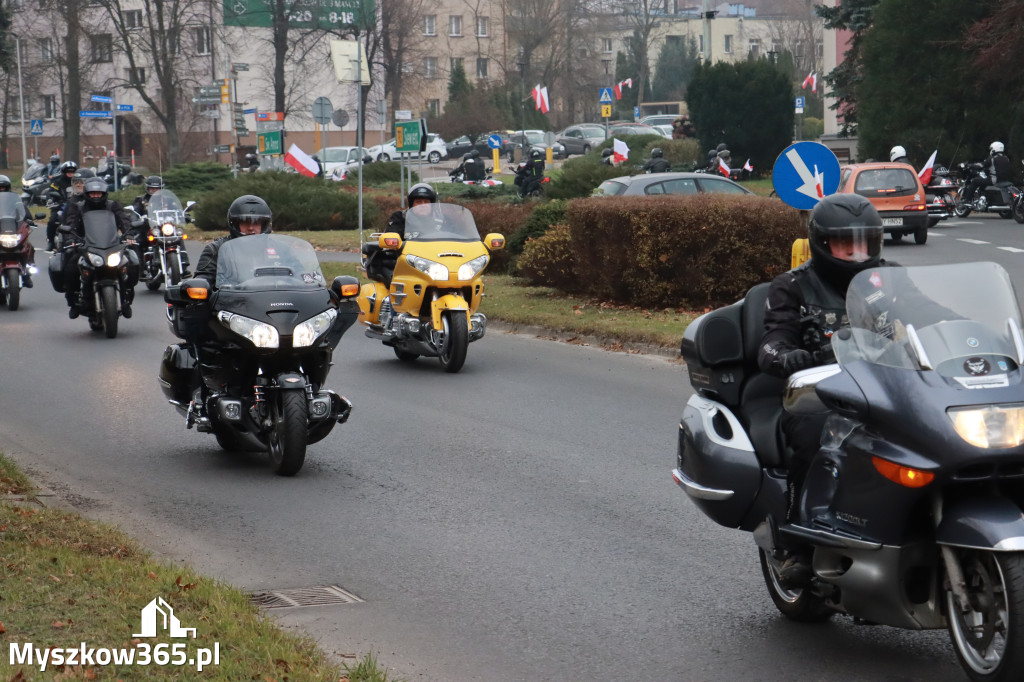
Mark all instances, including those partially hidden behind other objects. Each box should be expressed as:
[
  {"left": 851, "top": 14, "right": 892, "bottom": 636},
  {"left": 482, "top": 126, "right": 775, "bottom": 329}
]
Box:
[
  {"left": 367, "top": 133, "right": 447, "bottom": 164},
  {"left": 317, "top": 146, "right": 372, "bottom": 178}
]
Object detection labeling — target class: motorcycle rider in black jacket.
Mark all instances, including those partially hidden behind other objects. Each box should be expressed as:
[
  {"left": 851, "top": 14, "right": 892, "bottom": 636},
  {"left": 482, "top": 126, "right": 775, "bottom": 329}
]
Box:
[
  {"left": 45, "top": 161, "right": 79, "bottom": 251},
  {"left": 642, "top": 148, "right": 671, "bottom": 173},
  {"left": 361, "top": 183, "right": 437, "bottom": 286},
  {"left": 963, "top": 141, "right": 1012, "bottom": 204},
  {"left": 518, "top": 149, "right": 545, "bottom": 196}
]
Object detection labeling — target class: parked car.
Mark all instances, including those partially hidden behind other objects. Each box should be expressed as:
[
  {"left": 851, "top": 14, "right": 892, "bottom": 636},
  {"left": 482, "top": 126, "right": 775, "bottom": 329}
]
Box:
[
  {"left": 316, "top": 146, "right": 372, "bottom": 178},
  {"left": 652, "top": 124, "right": 674, "bottom": 139},
  {"left": 506, "top": 130, "right": 566, "bottom": 162},
  {"left": 608, "top": 123, "right": 663, "bottom": 138},
  {"left": 640, "top": 114, "right": 680, "bottom": 127},
  {"left": 446, "top": 131, "right": 512, "bottom": 160},
  {"left": 557, "top": 124, "right": 607, "bottom": 156},
  {"left": 367, "top": 133, "right": 447, "bottom": 164},
  {"left": 593, "top": 172, "right": 755, "bottom": 197},
  {"left": 837, "top": 162, "right": 929, "bottom": 244}
]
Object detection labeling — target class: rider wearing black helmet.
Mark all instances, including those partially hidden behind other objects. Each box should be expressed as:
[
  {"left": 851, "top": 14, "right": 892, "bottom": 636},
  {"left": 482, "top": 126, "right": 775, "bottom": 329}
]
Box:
[
  {"left": 642, "top": 147, "right": 671, "bottom": 173},
  {"left": 363, "top": 183, "right": 438, "bottom": 285},
  {"left": 46, "top": 153, "right": 61, "bottom": 178},
  {"left": 132, "top": 175, "right": 165, "bottom": 215},
  {"left": 45, "top": 161, "right": 79, "bottom": 250},
  {"left": 518, "top": 148, "right": 546, "bottom": 197},
  {"left": 0, "top": 174, "right": 11, "bottom": 192},
  {"left": 465, "top": 149, "right": 486, "bottom": 182},
  {"left": 60, "top": 176, "right": 135, "bottom": 319},
  {"left": 194, "top": 195, "right": 273, "bottom": 284}
]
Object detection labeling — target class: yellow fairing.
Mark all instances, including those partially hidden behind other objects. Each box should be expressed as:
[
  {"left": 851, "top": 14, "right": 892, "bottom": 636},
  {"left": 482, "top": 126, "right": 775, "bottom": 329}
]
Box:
[
  {"left": 357, "top": 281, "right": 388, "bottom": 324},
  {"left": 791, "top": 238, "right": 810, "bottom": 268},
  {"left": 390, "top": 239, "right": 490, "bottom": 321},
  {"left": 431, "top": 293, "right": 471, "bottom": 330}
]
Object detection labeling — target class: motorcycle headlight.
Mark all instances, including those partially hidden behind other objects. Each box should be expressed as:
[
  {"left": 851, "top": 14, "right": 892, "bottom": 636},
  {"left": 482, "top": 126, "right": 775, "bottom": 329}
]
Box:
[
  {"left": 292, "top": 308, "right": 338, "bottom": 347},
  {"left": 88, "top": 253, "right": 104, "bottom": 267},
  {"left": 106, "top": 252, "right": 123, "bottom": 267},
  {"left": 948, "top": 404, "right": 1024, "bottom": 448},
  {"left": 161, "top": 223, "right": 175, "bottom": 236},
  {"left": 457, "top": 255, "right": 489, "bottom": 281},
  {"left": 406, "top": 255, "right": 449, "bottom": 281},
  {"left": 217, "top": 311, "right": 280, "bottom": 348},
  {"left": 0, "top": 234, "right": 22, "bottom": 248}
]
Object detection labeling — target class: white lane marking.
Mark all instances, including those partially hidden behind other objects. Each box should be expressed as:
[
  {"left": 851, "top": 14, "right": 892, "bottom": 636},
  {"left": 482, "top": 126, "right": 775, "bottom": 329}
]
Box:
[
  {"left": 958, "top": 239, "right": 991, "bottom": 244},
  {"left": 998, "top": 247, "right": 1024, "bottom": 253}
]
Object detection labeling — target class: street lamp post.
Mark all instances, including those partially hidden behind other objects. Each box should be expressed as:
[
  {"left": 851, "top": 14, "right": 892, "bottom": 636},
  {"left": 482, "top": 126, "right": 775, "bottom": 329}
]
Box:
[
  {"left": 518, "top": 60, "right": 527, "bottom": 162},
  {"left": 14, "top": 35, "right": 28, "bottom": 169}
]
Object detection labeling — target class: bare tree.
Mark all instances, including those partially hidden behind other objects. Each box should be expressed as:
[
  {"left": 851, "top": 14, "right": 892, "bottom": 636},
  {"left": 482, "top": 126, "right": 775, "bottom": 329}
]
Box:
[
  {"left": 378, "top": 0, "right": 429, "bottom": 123},
  {"left": 598, "top": 0, "right": 665, "bottom": 105}
]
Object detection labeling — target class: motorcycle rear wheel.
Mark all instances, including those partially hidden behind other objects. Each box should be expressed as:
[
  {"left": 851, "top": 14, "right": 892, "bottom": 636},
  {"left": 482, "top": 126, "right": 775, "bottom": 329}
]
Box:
[
  {"left": 947, "top": 550, "right": 1024, "bottom": 682},
  {"left": 146, "top": 269, "right": 164, "bottom": 290},
  {"left": 100, "top": 285, "right": 118, "bottom": 338},
  {"left": 955, "top": 203, "right": 973, "bottom": 218},
  {"left": 1015, "top": 201, "right": 1024, "bottom": 224},
  {"left": 267, "top": 390, "right": 308, "bottom": 476},
  {"left": 3, "top": 267, "right": 20, "bottom": 311},
  {"left": 758, "top": 549, "right": 833, "bottom": 623}
]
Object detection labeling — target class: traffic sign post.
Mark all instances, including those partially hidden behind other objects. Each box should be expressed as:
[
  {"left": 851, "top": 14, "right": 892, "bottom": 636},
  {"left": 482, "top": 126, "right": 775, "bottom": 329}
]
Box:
[
  {"left": 488, "top": 134, "right": 503, "bottom": 174},
  {"left": 257, "top": 130, "right": 283, "bottom": 155},
  {"left": 395, "top": 120, "right": 423, "bottom": 153},
  {"left": 771, "top": 141, "right": 841, "bottom": 211},
  {"left": 29, "top": 119, "right": 42, "bottom": 135}
]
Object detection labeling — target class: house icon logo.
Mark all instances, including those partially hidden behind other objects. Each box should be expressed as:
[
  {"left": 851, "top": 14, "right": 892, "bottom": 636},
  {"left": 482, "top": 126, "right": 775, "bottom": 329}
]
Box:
[{"left": 133, "top": 597, "right": 197, "bottom": 638}]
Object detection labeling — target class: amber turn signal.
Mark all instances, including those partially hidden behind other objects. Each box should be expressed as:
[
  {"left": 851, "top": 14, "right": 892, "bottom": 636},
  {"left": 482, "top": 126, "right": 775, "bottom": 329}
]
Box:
[
  {"left": 872, "top": 456, "right": 934, "bottom": 488},
  {"left": 340, "top": 283, "right": 360, "bottom": 297},
  {"left": 186, "top": 286, "right": 209, "bottom": 300}
]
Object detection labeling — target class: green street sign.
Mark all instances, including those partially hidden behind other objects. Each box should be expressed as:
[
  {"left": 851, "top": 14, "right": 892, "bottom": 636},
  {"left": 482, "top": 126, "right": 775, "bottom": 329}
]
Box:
[
  {"left": 223, "top": 0, "right": 375, "bottom": 29},
  {"left": 395, "top": 120, "right": 424, "bottom": 153},
  {"left": 257, "top": 129, "right": 282, "bottom": 155}
]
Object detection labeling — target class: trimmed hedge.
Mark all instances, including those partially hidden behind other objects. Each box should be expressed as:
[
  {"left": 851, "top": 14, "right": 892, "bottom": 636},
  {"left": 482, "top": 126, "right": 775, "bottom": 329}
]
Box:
[
  {"left": 161, "top": 162, "right": 235, "bottom": 196},
  {"left": 518, "top": 194, "right": 805, "bottom": 308},
  {"left": 336, "top": 161, "right": 418, "bottom": 187},
  {"left": 193, "top": 171, "right": 376, "bottom": 232}
]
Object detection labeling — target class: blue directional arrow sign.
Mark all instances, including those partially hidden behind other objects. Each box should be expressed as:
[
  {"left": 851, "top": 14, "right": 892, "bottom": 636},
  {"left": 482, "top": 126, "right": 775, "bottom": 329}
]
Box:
[
  {"left": 80, "top": 110, "right": 112, "bottom": 118},
  {"left": 599, "top": 87, "right": 613, "bottom": 104},
  {"left": 487, "top": 134, "right": 502, "bottom": 150},
  {"left": 116, "top": 104, "right": 133, "bottom": 111},
  {"left": 90, "top": 94, "right": 112, "bottom": 104},
  {"left": 29, "top": 119, "right": 43, "bottom": 135},
  {"left": 771, "top": 141, "right": 841, "bottom": 210}
]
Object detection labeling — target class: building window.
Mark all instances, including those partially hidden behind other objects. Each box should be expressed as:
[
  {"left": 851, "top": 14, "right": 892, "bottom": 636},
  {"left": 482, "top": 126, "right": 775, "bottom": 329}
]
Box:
[
  {"left": 43, "top": 94, "right": 57, "bottom": 120},
  {"left": 424, "top": 14, "right": 435, "bottom": 36},
  {"left": 92, "top": 91, "right": 112, "bottom": 111},
  {"left": 449, "top": 15, "right": 462, "bottom": 36},
  {"left": 476, "top": 16, "right": 489, "bottom": 37},
  {"left": 450, "top": 57, "right": 463, "bottom": 74},
  {"left": 195, "top": 26, "right": 211, "bottom": 55},
  {"left": 816, "top": 40, "right": 823, "bottom": 58},
  {"left": 127, "top": 67, "right": 146, "bottom": 83},
  {"left": 124, "top": 9, "right": 143, "bottom": 28},
  {"left": 476, "top": 57, "right": 488, "bottom": 78},
  {"left": 39, "top": 37, "right": 54, "bottom": 61},
  {"left": 602, "top": 38, "right": 612, "bottom": 53},
  {"left": 91, "top": 34, "right": 112, "bottom": 63},
  {"left": 698, "top": 35, "right": 704, "bottom": 54},
  {"left": 424, "top": 56, "right": 437, "bottom": 78},
  {"left": 723, "top": 34, "right": 732, "bottom": 53},
  {"left": 427, "top": 99, "right": 440, "bottom": 117},
  {"left": 748, "top": 38, "right": 760, "bottom": 55}
]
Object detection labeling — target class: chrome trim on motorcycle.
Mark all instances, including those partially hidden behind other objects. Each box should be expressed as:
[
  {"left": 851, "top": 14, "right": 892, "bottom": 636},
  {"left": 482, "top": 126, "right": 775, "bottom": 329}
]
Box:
[
  {"left": 688, "top": 394, "right": 755, "bottom": 451},
  {"left": 672, "top": 468, "right": 734, "bottom": 500},
  {"left": 783, "top": 364, "right": 841, "bottom": 415}
]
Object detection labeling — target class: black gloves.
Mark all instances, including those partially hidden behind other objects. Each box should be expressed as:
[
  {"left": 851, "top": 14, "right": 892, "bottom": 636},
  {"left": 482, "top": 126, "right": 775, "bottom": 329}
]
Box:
[{"left": 781, "top": 349, "right": 815, "bottom": 375}]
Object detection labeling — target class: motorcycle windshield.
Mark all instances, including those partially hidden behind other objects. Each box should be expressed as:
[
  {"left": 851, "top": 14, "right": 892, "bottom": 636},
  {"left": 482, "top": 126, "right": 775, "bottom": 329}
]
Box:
[
  {"left": 403, "top": 203, "right": 480, "bottom": 242},
  {"left": 834, "top": 263, "right": 1024, "bottom": 380},
  {"left": 0, "top": 193, "right": 27, "bottom": 231},
  {"left": 82, "top": 211, "right": 121, "bottom": 249},
  {"left": 215, "top": 234, "right": 325, "bottom": 291},
  {"left": 146, "top": 190, "right": 185, "bottom": 227},
  {"left": 22, "top": 164, "right": 47, "bottom": 181}
]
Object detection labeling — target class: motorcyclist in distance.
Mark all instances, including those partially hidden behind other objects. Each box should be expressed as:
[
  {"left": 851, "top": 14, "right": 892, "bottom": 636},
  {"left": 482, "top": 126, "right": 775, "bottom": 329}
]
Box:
[
  {"left": 0, "top": 174, "right": 35, "bottom": 288},
  {"left": 962, "top": 141, "right": 1012, "bottom": 205},
  {"left": 601, "top": 148, "right": 614, "bottom": 166},
  {"left": 465, "top": 149, "right": 486, "bottom": 182},
  {"left": 45, "top": 153, "right": 61, "bottom": 179},
  {"left": 518, "top": 149, "right": 545, "bottom": 196},
  {"left": 132, "top": 175, "right": 164, "bottom": 215},
  {"left": 45, "top": 161, "right": 79, "bottom": 251},
  {"left": 889, "top": 145, "right": 910, "bottom": 164},
  {"left": 245, "top": 153, "right": 260, "bottom": 173},
  {"left": 642, "top": 148, "right": 671, "bottom": 174}
]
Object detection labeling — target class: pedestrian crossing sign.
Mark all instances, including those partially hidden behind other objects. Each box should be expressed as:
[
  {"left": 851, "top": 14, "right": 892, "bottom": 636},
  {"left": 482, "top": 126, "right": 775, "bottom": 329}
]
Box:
[
  {"left": 599, "top": 88, "right": 613, "bottom": 104},
  {"left": 29, "top": 119, "right": 43, "bottom": 135}
]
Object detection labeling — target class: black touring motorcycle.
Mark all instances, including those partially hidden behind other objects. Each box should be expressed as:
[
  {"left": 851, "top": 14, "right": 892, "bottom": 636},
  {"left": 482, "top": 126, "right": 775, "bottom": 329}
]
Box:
[
  {"left": 160, "top": 234, "right": 360, "bottom": 476},
  {"left": 676, "top": 262, "right": 1024, "bottom": 682}
]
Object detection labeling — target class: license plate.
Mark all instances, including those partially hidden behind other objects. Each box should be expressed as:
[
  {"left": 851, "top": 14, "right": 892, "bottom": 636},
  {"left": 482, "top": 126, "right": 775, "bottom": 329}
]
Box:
[{"left": 882, "top": 218, "right": 903, "bottom": 226}]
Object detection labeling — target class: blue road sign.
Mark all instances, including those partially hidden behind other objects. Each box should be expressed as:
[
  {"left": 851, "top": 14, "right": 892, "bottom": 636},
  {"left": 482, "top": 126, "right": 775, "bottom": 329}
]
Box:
[
  {"left": 243, "top": 107, "right": 257, "bottom": 114},
  {"left": 599, "top": 88, "right": 613, "bottom": 104},
  {"left": 487, "top": 134, "right": 502, "bottom": 150},
  {"left": 29, "top": 119, "right": 43, "bottom": 135},
  {"left": 795, "top": 96, "right": 805, "bottom": 109},
  {"left": 633, "top": 106, "right": 640, "bottom": 121},
  {"left": 116, "top": 104, "right": 133, "bottom": 111},
  {"left": 90, "top": 94, "right": 112, "bottom": 104},
  {"left": 771, "top": 141, "right": 841, "bottom": 211},
  {"left": 80, "top": 110, "right": 112, "bottom": 118}
]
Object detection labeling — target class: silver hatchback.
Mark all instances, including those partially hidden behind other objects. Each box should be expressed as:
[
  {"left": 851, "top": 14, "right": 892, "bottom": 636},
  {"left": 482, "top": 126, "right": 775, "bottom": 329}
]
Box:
[{"left": 594, "top": 172, "right": 754, "bottom": 197}]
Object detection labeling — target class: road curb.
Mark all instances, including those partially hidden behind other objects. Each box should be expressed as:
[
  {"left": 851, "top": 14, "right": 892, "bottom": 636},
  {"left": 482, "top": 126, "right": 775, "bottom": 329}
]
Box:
[{"left": 488, "top": 320, "right": 682, "bottom": 360}]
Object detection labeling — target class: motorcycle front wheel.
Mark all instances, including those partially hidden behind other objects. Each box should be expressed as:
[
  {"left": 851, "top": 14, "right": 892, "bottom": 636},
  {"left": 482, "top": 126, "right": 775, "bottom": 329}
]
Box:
[
  {"left": 955, "top": 203, "right": 973, "bottom": 218},
  {"left": 947, "top": 550, "right": 1024, "bottom": 682},
  {"left": 168, "top": 257, "right": 182, "bottom": 287},
  {"left": 758, "top": 549, "right": 833, "bottom": 623},
  {"left": 436, "top": 311, "right": 468, "bottom": 373},
  {"left": 267, "top": 390, "right": 308, "bottom": 476},
  {"left": 3, "top": 267, "right": 20, "bottom": 311},
  {"left": 100, "top": 285, "right": 118, "bottom": 338},
  {"left": 1015, "top": 201, "right": 1024, "bottom": 225}
]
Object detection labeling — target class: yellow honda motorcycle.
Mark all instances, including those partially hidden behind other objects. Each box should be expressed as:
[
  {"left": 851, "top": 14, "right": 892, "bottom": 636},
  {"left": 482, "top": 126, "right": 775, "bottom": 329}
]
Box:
[{"left": 357, "top": 202, "right": 504, "bottom": 373}]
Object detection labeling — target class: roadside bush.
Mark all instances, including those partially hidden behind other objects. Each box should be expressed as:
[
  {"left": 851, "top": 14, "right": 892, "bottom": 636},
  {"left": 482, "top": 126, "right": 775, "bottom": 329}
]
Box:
[
  {"left": 519, "top": 195, "right": 804, "bottom": 308},
  {"left": 161, "top": 162, "right": 235, "bottom": 197},
  {"left": 193, "top": 172, "right": 377, "bottom": 232},
  {"left": 507, "top": 199, "right": 567, "bottom": 258},
  {"left": 337, "top": 161, "right": 418, "bottom": 187},
  {"left": 545, "top": 154, "right": 627, "bottom": 199},
  {"left": 446, "top": 200, "right": 532, "bottom": 272}
]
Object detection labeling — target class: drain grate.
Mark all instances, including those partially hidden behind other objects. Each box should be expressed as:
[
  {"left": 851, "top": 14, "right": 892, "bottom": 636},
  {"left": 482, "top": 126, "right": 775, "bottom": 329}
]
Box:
[{"left": 249, "top": 585, "right": 363, "bottom": 609}]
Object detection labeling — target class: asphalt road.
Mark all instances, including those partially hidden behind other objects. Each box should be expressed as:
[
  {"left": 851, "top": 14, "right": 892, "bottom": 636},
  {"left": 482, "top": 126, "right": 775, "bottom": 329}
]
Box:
[{"left": 2, "top": 214, "right": 1020, "bottom": 681}]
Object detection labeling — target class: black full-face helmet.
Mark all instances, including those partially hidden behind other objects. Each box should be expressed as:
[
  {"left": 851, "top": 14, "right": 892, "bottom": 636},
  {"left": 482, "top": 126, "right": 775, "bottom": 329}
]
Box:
[
  {"left": 651, "top": 148, "right": 663, "bottom": 159},
  {"left": 808, "top": 193, "right": 884, "bottom": 289},
  {"left": 145, "top": 175, "right": 164, "bottom": 193},
  {"left": 0, "top": 175, "right": 11, "bottom": 191},
  {"left": 529, "top": 149, "right": 542, "bottom": 160},
  {"left": 407, "top": 182, "right": 437, "bottom": 206},
  {"left": 59, "top": 160, "right": 79, "bottom": 177},
  {"left": 227, "top": 195, "right": 272, "bottom": 238},
  {"left": 50, "top": 154, "right": 60, "bottom": 165},
  {"left": 470, "top": 149, "right": 480, "bottom": 159},
  {"left": 601, "top": 148, "right": 614, "bottom": 158},
  {"left": 83, "top": 177, "right": 109, "bottom": 208}
]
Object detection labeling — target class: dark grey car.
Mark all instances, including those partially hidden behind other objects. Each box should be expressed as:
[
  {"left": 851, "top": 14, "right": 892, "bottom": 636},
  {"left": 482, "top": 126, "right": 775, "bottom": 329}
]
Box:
[
  {"left": 556, "top": 124, "right": 607, "bottom": 156},
  {"left": 594, "top": 172, "right": 754, "bottom": 197}
]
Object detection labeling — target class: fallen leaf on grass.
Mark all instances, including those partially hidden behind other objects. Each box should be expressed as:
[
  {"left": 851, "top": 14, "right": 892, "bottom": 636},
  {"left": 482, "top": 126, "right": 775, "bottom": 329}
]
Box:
[
  {"left": 175, "top": 575, "right": 197, "bottom": 591},
  {"left": 0, "top": 621, "right": 5, "bottom": 633},
  {"left": 50, "top": 575, "right": 61, "bottom": 582},
  {"left": 148, "top": 572, "right": 157, "bottom": 579},
  {"left": 275, "top": 658, "right": 292, "bottom": 671},
  {"left": 52, "top": 620, "right": 66, "bottom": 628}
]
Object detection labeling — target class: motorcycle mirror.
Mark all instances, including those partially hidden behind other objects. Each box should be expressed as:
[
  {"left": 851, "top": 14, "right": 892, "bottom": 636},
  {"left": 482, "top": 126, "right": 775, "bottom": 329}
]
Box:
[
  {"left": 484, "top": 233, "right": 505, "bottom": 251},
  {"left": 184, "top": 201, "right": 196, "bottom": 212},
  {"left": 379, "top": 232, "right": 403, "bottom": 250},
  {"left": 331, "top": 275, "right": 360, "bottom": 300}
]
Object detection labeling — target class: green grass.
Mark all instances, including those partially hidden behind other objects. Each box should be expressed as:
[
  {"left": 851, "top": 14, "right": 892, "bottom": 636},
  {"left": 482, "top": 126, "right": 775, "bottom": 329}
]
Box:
[{"left": 0, "top": 454, "right": 400, "bottom": 681}]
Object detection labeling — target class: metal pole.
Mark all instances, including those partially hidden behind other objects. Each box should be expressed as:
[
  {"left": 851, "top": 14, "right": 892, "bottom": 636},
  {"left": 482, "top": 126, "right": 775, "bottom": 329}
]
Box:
[
  {"left": 112, "top": 92, "right": 119, "bottom": 191},
  {"left": 356, "top": 36, "right": 364, "bottom": 242},
  {"left": 14, "top": 36, "right": 27, "bottom": 169}
]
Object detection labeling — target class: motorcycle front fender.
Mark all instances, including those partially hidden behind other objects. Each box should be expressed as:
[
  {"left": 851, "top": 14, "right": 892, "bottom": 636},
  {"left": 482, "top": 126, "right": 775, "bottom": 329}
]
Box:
[
  {"left": 937, "top": 497, "right": 1024, "bottom": 551},
  {"left": 274, "top": 372, "right": 307, "bottom": 390},
  {"left": 430, "top": 293, "right": 469, "bottom": 330}
]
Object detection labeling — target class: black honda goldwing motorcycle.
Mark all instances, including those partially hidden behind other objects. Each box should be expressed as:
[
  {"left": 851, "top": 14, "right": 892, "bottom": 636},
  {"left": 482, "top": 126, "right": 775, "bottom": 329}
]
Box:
[
  {"left": 954, "top": 162, "right": 1021, "bottom": 219},
  {"left": 676, "top": 262, "right": 1024, "bottom": 681},
  {"left": 160, "top": 233, "right": 360, "bottom": 476}
]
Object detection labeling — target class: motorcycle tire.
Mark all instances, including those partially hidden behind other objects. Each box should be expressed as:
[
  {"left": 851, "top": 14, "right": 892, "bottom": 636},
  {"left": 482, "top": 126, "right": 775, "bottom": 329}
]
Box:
[
  {"left": 999, "top": 210, "right": 1013, "bottom": 220},
  {"left": 100, "top": 285, "right": 118, "bottom": 338},
  {"left": 927, "top": 217, "right": 940, "bottom": 229},
  {"left": 3, "top": 267, "right": 20, "bottom": 311},
  {"left": 955, "top": 203, "right": 973, "bottom": 218},
  {"left": 267, "top": 390, "right": 308, "bottom": 476},
  {"left": 1014, "top": 201, "right": 1024, "bottom": 225},
  {"left": 168, "top": 258, "right": 182, "bottom": 287},
  {"left": 437, "top": 310, "right": 469, "bottom": 373},
  {"left": 394, "top": 348, "right": 419, "bottom": 362},
  {"left": 946, "top": 549, "right": 1024, "bottom": 682},
  {"left": 758, "top": 549, "right": 832, "bottom": 623}
]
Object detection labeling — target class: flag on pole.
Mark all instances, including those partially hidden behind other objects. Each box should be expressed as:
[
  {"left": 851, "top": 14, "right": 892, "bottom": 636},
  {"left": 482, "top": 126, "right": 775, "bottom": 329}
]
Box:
[
  {"left": 612, "top": 138, "right": 630, "bottom": 164},
  {"left": 532, "top": 84, "right": 543, "bottom": 111},
  {"left": 918, "top": 149, "right": 937, "bottom": 185},
  {"left": 802, "top": 72, "right": 817, "bottom": 92},
  {"left": 284, "top": 143, "right": 319, "bottom": 177},
  {"left": 811, "top": 73, "right": 818, "bottom": 94},
  {"left": 539, "top": 86, "right": 550, "bottom": 114},
  {"left": 718, "top": 157, "right": 731, "bottom": 177},
  {"left": 613, "top": 78, "right": 633, "bottom": 100},
  {"left": 814, "top": 165, "right": 824, "bottom": 198}
]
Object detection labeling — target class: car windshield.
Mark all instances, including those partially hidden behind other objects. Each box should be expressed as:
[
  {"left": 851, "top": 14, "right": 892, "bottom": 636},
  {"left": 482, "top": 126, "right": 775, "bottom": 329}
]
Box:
[
  {"left": 0, "top": 193, "right": 28, "bottom": 231},
  {"left": 146, "top": 190, "right": 185, "bottom": 226},
  {"left": 321, "top": 148, "right": 350, "bottom": 163},
  {"left": 594, "top": 180, "right": 627, "bottom": 196},
  {"left": 833, "top": 263, "right": 1023, "bottom": 382},
  {"left": 853, "top": 168, "right": 919, "bottom": 198},
  {"left": 216, "top": 234, "right": 326, "bottom": 291},
  {"left": 403, "top": 203, "right": 480, "bottom": 242},
  {"left": 523, "top": 132, "right": 544, "bottom": 144}
]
